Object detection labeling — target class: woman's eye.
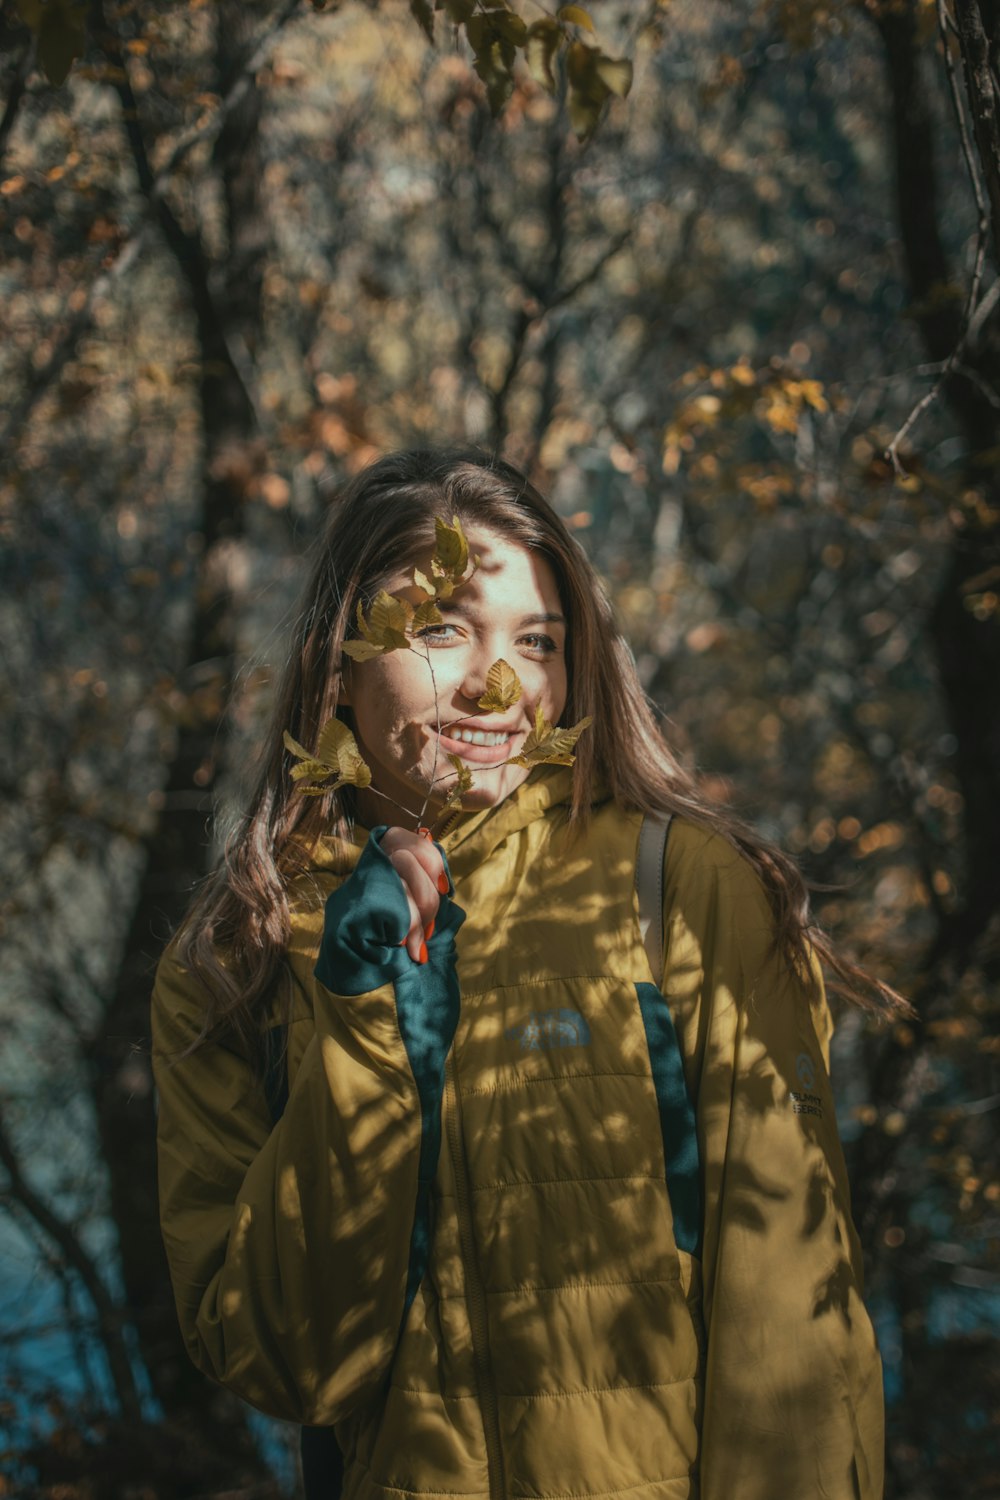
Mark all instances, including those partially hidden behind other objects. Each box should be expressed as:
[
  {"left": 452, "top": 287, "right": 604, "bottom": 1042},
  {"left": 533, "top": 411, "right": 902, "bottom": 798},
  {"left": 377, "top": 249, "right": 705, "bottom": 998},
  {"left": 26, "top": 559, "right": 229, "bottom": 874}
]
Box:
[
  {"left": 414, "top": 624, "right": 459, "bottom": 643},
  {"left": 519, "top": 634, "right": 559, "bottom": 656}
]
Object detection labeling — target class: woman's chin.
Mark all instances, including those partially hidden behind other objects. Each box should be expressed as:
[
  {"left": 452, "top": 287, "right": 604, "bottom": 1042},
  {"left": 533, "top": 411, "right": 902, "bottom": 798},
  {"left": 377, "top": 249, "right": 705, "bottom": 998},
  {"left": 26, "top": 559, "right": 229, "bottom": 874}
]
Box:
[{"left": 419, "top": 764, "right": 525, "bottom": 818}]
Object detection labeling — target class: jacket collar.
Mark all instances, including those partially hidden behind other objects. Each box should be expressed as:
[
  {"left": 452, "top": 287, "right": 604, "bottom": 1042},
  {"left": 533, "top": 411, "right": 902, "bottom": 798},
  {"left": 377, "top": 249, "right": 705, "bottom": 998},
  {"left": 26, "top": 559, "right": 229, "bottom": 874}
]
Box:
[{"left": 305, "top": 765, "right": 601, "bottom": 881}]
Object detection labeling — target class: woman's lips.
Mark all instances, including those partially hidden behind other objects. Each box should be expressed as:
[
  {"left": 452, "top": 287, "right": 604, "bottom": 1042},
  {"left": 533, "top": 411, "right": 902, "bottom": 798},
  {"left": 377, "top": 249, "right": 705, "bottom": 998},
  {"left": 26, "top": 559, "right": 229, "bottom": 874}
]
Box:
[{"left": 432, "top": 726, "right": 520, "bottom": 765}]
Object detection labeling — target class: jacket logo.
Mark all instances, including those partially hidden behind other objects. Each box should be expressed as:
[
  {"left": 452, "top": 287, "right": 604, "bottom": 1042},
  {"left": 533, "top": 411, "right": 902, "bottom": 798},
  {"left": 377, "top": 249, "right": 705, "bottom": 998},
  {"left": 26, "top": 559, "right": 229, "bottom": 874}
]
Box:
[
  {"left": 506, "top": 1008, "right": 591, "bottom": 1052},
  {"left": 795, "top": 1052, "right": 816, "bottom": 1090}
]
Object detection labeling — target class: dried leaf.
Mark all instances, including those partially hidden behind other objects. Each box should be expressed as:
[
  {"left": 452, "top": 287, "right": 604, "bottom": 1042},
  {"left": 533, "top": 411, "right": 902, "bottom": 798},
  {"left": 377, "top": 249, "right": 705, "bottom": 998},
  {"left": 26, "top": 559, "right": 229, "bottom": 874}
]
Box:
[
  {"left": 283, "top": 720, "right": 372, "bottom": 792},
  {"left": 526, "top": 18, "right": 561, "bottom": 92},
  {"left": 441, "top": 751, "right": 475, "bottom": 809},
  {"left": 317, "top": 717, "right": 372, "bottom": 786},
  {"left": 414, "top": 515, "right": 477, "bottom": 601},
  {"left": 434, "top": 514, "right": 470, "bottom": 577},
  {"left": 466, "top": 14, "right": 517, "bottom": 115},
  {"left": 282, "top": 730, "right": 314, "bottom": 762},
  {"left": 412, "top": 598, "right": 445, "bottom": 631},
  {"left": 594, "top": 54, "right": 632, "bottom": 98},
  {"left": 491, "top": 10, "right": 527, "bottom": 45},
  {"left": 478, "top": 658, "right": 523, "bottom": 713},
  {"left": 565, "top": 40, "right": 631, "bottom": 139},
  {"left": 369, "top": 589, "right": 413, "bottom": 649},
  {"left": 290, "top": 757, "right": 334, "bottom": 782},
  {"left": 345, "top": 590, "right": 413, "bottom": 659},
  {"left": 558, "top": 4, "right": 595, "bottom": 30},
  {"left": 342, "top": 637, "right": 388, "bottom": 662},
  {"left": 508, "top": 705, "right": 593, "bottom": 767}
]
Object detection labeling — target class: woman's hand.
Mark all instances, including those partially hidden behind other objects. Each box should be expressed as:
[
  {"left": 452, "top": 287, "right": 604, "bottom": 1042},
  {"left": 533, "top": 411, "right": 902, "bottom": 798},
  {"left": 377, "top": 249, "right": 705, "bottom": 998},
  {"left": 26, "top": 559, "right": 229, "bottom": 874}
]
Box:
[{"left": 379, "top": 827, "right": 449, "bottom": 964}]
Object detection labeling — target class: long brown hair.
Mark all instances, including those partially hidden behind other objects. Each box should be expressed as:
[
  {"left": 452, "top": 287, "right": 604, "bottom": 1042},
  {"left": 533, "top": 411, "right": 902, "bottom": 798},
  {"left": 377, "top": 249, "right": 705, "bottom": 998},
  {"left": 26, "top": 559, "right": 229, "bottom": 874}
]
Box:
[{"left": 174, "top": 446, "right": 905, "bottom": 1061}]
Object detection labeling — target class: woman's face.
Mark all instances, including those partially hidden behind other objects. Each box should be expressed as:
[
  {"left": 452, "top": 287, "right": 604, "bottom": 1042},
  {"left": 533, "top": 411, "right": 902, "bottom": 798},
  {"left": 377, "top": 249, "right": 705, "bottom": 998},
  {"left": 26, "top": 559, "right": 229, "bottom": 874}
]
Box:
[{"left": 340, "top": 527, "right": 569, "bottom": 826}]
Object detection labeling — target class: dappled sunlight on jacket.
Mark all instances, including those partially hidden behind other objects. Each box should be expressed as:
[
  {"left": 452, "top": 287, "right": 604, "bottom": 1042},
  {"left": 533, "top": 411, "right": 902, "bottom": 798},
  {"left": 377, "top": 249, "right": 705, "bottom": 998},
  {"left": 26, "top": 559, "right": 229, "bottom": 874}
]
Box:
[{"left": 152, "top": 764, "right": 884, "bottom": 1499}]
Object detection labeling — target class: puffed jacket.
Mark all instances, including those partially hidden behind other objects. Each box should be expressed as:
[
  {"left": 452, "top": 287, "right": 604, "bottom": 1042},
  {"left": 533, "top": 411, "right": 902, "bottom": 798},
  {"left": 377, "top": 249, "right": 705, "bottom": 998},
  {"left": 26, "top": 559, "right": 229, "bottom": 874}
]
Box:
[{"left": 151, "top": 763, "right": 885, "bottom": 1500}]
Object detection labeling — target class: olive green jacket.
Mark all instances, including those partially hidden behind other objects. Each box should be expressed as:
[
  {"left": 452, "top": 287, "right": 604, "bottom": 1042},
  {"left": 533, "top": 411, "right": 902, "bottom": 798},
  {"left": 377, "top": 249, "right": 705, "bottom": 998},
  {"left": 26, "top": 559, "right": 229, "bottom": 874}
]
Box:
[{"left": 151, "top": 765, "right": 884, "bottom": 1499}]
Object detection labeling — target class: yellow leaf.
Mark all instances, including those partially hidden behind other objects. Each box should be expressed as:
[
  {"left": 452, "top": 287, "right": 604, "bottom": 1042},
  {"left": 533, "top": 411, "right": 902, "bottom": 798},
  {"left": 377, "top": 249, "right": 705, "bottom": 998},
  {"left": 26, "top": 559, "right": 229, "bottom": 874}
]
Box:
[
  {"left": 478, "top": 658, "right": 523, "bottom": 713},
  {"left": 282, "top": 730, "right": 314, "bottom": 761},
  {"left": 412, "top": 566, "right": 435, "bottom": 596},
  {"left": 412, "top": 598, "right": 444, "bottom": 631},
  {"left": 492, "top": 10, "right": 527, "bottom": 45},
  {"left": 441, "top": 752, "right": 475, "bottom": 809},
  {"left": 284, "top": 718, "right": 372, "bottom": 792},
  {"left": 342, "top": 637, "right": 386, "bottom": 661},
  {"left": 434, "top": 513, "right": 469, "bottom": 576},
  {"left": 508, "top": 705, "right": 593, "bottom": 767},
  {"left": 594, "top": 55, "right": 632, "bottom": 97},
  {"left": 466, "top": 15, "right": 517, "bottom": 115},
  {"left": 558, "top": 4, "right": 595, "bottom": 30},
  {"left": 526, "top": 18, "right": 561, "bottom": 92},
  {"left": 348, "top": 591, "right": 412, "bottom": 657},
  {"left": 316, "top": 717, "right": 371, "bottom": 786},
  {"left": 291, "top": 757, "right": 333, "bottom": 782},
  {"left": 369, "top": 589, "right": 413, "bottom": 649}
]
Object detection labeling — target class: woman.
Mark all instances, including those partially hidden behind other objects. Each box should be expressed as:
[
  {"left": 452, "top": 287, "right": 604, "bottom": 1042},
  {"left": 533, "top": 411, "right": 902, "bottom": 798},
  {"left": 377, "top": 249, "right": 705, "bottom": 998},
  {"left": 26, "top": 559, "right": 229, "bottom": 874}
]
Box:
[{"left": 152, "top": 446, "right": 889, "bottom": 1500}]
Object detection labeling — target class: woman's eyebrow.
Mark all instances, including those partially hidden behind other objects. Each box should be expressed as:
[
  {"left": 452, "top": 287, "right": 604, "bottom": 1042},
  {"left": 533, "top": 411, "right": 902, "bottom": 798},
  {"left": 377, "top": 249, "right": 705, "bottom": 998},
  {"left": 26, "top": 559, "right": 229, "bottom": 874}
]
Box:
[{"left": 435, "top": 601, "right": 566, "bottom": 628}]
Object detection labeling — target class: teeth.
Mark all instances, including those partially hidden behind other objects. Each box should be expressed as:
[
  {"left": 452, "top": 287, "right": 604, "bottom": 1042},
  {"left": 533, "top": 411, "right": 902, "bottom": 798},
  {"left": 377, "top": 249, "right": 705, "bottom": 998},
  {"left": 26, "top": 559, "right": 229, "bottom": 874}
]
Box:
[{"left": 450, "top": 728, "right": 510, "bottom": 746}]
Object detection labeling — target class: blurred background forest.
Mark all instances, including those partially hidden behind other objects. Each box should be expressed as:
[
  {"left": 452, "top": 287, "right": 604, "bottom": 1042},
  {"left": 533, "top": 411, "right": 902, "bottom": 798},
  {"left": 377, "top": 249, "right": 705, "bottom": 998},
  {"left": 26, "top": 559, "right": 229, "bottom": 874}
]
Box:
[{"left": 1, "top": 0, "right": 999, "bottom": 1496}]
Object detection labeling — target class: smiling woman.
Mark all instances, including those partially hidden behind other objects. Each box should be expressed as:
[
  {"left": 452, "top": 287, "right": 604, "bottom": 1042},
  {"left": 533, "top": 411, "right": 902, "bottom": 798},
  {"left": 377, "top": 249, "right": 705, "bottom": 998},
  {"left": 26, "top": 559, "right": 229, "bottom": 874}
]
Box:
[
  {"left": 151, "top": 446, "right": 895, "bottom": 1500},
  {"left": 340, "top": 532, "right": 569, "bottom": 820}
]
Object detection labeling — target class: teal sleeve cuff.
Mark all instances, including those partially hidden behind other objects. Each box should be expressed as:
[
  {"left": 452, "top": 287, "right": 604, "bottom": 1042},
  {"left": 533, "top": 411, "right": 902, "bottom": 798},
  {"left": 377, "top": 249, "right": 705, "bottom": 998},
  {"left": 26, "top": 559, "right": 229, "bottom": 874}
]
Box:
[{"left": 314, "top": 825, "right": 460, "bottom": 996}]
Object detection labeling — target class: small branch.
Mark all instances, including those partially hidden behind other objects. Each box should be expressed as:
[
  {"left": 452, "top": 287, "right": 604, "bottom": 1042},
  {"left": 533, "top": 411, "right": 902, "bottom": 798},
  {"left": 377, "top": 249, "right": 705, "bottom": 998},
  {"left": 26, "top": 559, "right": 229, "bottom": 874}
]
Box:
[
  {"left": 886, "top": 0, "right": 991, "bottom": 474},
  {"left": 953, "top": 0, "right": 1000, "bottom": 252},
  {"left": 547, "top": 228, "right": 631, "bottom": 312},
  {"left": 147, "top": 0, "right": 301, "bottom": 207},
  {"left": 0, "top": 1099, "right": 143, "bottom": 1421},
  {"left": 0, "top": 0, "right": 301, "bottom": 457},
  {"left": 0, "top": 35, "right": 35, "bottom": 175},
  {"left": 416, "top": 642, "right": 444, "bottom": 828},
  {"left": 0, "top": 228, "right": 150, "bottom": 457}
]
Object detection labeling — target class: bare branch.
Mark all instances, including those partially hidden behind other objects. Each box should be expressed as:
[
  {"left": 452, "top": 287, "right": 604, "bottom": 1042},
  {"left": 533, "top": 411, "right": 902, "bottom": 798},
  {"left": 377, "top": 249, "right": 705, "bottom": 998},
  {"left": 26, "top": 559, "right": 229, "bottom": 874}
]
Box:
[
  {"left": 0, "top": 34, "right": 34, "bottom": 174},
  {"left": 886, "top": 0, "right": 992, "bottom": 473},
  {"left": 0, "top": 0, "right": 302, "bottom": 457},
  {"left": 0, "top": 1099, "right": 143, "bottom": 1420}
]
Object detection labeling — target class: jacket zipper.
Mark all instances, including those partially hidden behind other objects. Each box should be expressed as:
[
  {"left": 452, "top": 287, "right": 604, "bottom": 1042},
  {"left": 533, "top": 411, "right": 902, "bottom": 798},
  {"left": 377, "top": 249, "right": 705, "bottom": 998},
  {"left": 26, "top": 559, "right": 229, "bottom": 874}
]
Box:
[{"left": 444, "top": 1054, "right": 506, "bottom": 1499}]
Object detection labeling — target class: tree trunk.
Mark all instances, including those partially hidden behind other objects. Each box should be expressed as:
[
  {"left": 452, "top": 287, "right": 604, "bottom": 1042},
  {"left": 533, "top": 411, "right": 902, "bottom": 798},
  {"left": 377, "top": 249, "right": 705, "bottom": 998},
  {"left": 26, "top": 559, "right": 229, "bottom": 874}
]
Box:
[
  {"left": 876, "top": 0, "right": 1000, "bottom": 967},
  {"left": 85, "top": 1, "right": 268, "bottom": 1452}
]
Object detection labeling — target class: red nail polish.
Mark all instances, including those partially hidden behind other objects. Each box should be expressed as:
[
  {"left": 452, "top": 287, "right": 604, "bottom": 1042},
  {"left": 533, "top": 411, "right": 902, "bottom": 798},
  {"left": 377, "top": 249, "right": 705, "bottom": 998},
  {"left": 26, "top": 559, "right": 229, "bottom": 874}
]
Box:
[
  {"left": 418, "top": 939, "right": 428, "bottom": 965},
  {"left": 437, "top": 873, "right": 449, "bottom": 894},
  {"left": 425, "top": 918, "right": 435, "bottom": 941}
]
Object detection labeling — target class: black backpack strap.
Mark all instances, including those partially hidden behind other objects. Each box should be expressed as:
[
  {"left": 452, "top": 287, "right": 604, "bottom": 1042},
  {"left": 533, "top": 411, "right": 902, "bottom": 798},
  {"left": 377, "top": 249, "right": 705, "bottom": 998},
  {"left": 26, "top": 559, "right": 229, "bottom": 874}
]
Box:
[{"left": 636, "top": 812, "right": 673, "bottom": 985}]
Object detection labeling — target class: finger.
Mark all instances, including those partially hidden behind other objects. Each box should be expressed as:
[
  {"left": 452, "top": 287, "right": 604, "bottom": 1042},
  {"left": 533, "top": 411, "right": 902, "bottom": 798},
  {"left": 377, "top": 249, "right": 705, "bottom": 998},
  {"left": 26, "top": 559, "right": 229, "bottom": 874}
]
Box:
[
  {"left": 382, "top": 827, "right": 448, "bottom": 897},
  {"left": 388, "top": 848, "right": 440, "bottom": 960},
  {"left": 401, "top": 887, "right": 423, "bottom": 962}
]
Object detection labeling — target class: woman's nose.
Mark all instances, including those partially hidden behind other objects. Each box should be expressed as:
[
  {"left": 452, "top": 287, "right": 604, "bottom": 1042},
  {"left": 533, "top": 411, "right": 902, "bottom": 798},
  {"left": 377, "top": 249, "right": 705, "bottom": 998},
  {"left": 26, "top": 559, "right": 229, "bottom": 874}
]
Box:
[{"left": 457, "top": 644, "right": 497, "bottom": 704}]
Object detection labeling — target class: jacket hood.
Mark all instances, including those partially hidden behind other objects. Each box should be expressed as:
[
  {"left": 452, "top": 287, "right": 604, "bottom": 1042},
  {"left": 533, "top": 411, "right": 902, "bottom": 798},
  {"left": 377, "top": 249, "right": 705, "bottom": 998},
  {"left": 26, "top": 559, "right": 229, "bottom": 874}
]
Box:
[{"left": 304, "top": 764, "right": 600, "bottom": 883}]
